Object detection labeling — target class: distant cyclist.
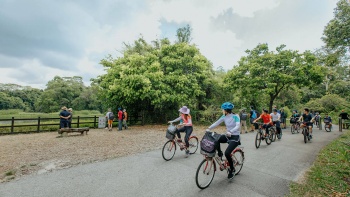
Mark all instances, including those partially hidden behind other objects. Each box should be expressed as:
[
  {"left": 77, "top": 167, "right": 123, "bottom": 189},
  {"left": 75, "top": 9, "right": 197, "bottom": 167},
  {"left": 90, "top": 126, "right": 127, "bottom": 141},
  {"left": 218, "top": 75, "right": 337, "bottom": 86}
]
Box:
[
  {"left": 270, "top": 109, "right": 282, "bottom": 137},
  {"left": 206, "top": 102, "right": 240, "bottom": 179},
  {"left": 169, "top": 106, "right": 193, "bottom": 157},
  {"left": 253, "top": 109, "right": 272, "bottom": 137},
  {"left": 323, "top": 114, "right": 332, "bottom": 127},
  {"left": 299, "top": 108, "right": 315, "bottom": 139}
]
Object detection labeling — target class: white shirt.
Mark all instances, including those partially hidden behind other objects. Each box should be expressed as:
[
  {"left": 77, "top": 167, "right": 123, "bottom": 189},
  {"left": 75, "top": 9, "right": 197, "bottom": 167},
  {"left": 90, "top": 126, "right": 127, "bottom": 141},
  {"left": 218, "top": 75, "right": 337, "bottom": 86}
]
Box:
[{"left": 270, "top": 113, "right": 281, "bottom": 121}]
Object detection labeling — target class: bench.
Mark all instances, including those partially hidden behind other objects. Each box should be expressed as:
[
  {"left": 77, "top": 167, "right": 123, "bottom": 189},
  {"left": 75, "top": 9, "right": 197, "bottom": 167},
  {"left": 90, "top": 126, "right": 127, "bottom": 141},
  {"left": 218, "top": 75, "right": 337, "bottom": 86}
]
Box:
[
  {"left": 58, "top": 127, "right": 89, "bottom": 137},
  {"left": 343, "top": 120, "right": 350, "bottom": 129}
]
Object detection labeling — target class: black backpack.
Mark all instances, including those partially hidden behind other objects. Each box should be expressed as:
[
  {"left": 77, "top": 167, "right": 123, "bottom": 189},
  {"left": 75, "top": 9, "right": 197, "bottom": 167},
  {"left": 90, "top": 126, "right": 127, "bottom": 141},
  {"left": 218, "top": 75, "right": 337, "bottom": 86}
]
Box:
[{"left": 109, "top": 112, "right": 115, "bottom": 120}]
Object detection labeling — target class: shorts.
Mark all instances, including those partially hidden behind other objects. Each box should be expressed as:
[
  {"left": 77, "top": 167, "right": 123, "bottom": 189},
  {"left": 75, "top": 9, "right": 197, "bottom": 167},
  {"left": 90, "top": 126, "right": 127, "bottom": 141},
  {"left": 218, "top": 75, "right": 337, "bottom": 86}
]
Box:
[
  {"left": 303, "top": 122, "right": 313, "bottom": 128},
  {"left": 108, "top": 119, "right": 113, "bottom": 125}
]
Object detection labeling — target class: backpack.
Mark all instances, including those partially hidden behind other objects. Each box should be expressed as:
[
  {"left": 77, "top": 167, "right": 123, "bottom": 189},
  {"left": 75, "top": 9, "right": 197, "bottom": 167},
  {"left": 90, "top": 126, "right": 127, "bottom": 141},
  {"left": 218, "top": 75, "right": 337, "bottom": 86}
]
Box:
[
  {"left": 109, "top": 112, "right": 115, "bottom": 120},
  {"left": 241, "top": 113, "right": 248, "bottom": 121},
  {"left": 251, "top": 110, "right": 257, "bottom": 119},
  {"left": 122, "top": 112, "right": 125, "bottom": 120},
  {"left": 200, "top": 132, "right": 221, "bottom": 157}
]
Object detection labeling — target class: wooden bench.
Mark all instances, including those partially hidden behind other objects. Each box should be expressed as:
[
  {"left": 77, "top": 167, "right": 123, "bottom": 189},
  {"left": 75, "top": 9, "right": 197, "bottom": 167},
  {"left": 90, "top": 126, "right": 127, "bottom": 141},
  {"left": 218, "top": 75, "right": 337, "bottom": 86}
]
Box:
[{"left": 58, "top": 127, "right": 89, "bottom": 137}]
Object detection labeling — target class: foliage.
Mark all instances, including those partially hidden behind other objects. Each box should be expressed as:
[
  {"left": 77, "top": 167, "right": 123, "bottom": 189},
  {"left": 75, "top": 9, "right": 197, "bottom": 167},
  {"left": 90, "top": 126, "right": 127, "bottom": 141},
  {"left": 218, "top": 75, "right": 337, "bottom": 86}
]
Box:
[
  {"left": 322, "top": 0, "right": 350, "bottom": 56},
  {"left": 305, "top": 94, "right": 349, "bottom": 113},
  {"left": 96, "top": 37, "right": 215, "bottom": 123},
  {"left": 176, "top": 24, "right": 192, "bottom": 43},
  {"left": 225, "top": 43, "right": 325, "bottom": 112},
  {"left": 289, "top": 131, "right": 350, "bottom": 197}
]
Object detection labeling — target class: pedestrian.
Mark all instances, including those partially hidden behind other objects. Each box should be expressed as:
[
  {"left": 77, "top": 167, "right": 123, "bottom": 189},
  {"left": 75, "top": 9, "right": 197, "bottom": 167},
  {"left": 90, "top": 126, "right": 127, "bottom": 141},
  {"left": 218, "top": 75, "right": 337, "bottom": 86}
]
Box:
[
  {"left": 239, "top": 109, "right": 248, "bottom": 134},
  {"left": 118, "top": 108, "right": 123, "bottom": 131},
  {"left": 123, "top": 109, "right": 128, "bottom": 129},
  {"left": 59, "top": 106, "right": 70, "bottom": 129},
  {"left": 105, "top": 108, "right": 114, "bottom": 131},
  {"left": 280, "top": 108, "right": 286, "bottom": 129},
  {"left": 68, "top": 108, "right": 73, "bottom": 128},
  {"left": 339, "top": 110, "right": 349, "bottom": 129},
  {"left": 249, "top": 106, "right": 257, "bottom": 132}
]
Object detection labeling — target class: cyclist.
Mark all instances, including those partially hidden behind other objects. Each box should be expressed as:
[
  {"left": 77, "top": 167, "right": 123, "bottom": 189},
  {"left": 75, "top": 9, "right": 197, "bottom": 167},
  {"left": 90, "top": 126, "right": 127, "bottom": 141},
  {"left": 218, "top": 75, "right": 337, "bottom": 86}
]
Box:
[
  {"left": 299, "top": 108, "right": 315, "bottom": 139},
  {"left": 323, "top": 114, "right": 332, "bottom": 127},
  {"left": 206, "top": 102, "right": 240, "bottom": 179},
  {"left": 168, "top": 106, "right": 193, "bottom": 157},
  {"left": 253, "top": 109, "right": 272, "bottom": 137},
  {"left": 270, "top": 109, "right": 282, "bottom": 138},
  {"left": 314, "top": 112, "right": 320, "bottom": 127}
]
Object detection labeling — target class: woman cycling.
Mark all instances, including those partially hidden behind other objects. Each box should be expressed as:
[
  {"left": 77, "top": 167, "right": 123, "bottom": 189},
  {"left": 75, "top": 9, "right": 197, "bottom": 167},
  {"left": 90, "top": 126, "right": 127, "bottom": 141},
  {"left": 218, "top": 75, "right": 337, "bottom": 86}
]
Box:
[
  {"left": 168, "top": 106, "right": 193, "bottom": 157},
  {"left": 206, "top": 102, "right": 240, "bottom": 179}
]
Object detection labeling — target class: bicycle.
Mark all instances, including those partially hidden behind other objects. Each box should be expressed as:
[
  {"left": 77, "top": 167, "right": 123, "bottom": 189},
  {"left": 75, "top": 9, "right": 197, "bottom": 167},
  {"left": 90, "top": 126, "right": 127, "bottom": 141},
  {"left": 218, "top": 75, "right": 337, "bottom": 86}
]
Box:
[
  {"left": 324, "top": 121, "right": 332, "bottom": 132},
  {"left": 254, "top": 122, "right": 272, "bottom": 148},
  {"left": 290, "top": 118, "right": 300, "bottom": 134},
  {"left": 195, "top": 132, "right": 244, "bottom": 189},
  {"left": 162, "top": 123, "right": 199, "bottom": 161},
  {"left": 301, "top": 122, "right": 311, "bottom": 143}
]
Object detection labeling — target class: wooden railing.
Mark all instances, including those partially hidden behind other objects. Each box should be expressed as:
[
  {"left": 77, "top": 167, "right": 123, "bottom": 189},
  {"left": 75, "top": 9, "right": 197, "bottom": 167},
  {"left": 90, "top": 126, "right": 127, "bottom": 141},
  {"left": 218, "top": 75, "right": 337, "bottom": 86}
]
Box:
[{"left": 0, "top": 115, "right": 143, "bottom": 135}]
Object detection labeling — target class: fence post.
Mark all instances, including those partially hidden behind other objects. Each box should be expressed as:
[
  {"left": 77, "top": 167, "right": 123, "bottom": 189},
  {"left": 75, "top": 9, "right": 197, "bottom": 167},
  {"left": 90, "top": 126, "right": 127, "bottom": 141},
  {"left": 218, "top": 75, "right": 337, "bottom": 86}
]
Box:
[
  {"left": 37, "top": 117, "right": 41, "bottom": 132},
  {"left": 339, "top": 117, "right": 342, "bottom": 132},
  {"left": 94, "top": 115, "right": 96, "bottom": 128},
  {"left": 319, "top": 116, "right": 322, "bottom": 130},
  {"left": 11, "top": 117, "right": 14, "bottom": 133},
  {"left": 77, "top": 116, "right": 80, "bottom": 128}
]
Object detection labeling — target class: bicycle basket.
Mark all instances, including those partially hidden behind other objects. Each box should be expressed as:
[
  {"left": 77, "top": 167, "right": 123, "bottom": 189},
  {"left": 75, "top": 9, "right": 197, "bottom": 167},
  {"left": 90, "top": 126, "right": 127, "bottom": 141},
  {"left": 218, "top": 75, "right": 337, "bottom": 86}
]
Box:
[
  {"left": 165, "top": 125, "right": 177, "bottom": 140},
  {"left": 200, "top": 132, "right": 220, "bottom": 157},
  {"left": 290, "top": 118, "right": 296, "bottom": 124}
]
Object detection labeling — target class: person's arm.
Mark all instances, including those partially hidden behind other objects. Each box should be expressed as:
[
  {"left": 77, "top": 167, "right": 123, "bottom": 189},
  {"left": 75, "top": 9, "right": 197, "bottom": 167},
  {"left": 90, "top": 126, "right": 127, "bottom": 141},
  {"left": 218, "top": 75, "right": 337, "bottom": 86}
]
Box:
[
  {"left": 298, "top": 115, "right": 303, "bottom": 122},
  {"left": 253, "top": 115, "right": 262, "bottom": 123},
  {"left": 169, "top": 116, "right": 182, "bottom": 123},
  {"left": 208, "top": 116, "right": 225, "bottom": 130},
  {"left": 277, "top": 114, "right": 281, "bottom": 121}
]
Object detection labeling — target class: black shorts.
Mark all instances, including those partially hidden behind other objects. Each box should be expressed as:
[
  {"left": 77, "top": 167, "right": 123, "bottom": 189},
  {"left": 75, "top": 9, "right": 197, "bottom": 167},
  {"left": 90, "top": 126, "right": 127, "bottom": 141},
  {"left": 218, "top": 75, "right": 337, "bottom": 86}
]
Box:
[{"left": 303, "top": 122, "right": 313, "bottom": 127}]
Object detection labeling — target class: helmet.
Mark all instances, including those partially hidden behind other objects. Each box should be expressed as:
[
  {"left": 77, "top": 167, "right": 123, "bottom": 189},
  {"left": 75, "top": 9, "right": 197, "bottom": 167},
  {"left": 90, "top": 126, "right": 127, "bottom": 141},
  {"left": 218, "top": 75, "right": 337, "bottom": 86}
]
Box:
[{"left": 221, "top": 102, "right": 234, "bottom": 110}]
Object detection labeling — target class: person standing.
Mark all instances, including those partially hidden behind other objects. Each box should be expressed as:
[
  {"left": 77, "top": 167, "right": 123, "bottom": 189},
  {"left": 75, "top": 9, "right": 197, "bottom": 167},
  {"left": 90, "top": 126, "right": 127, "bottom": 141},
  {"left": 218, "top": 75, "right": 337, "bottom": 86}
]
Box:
[
  {"left": 68, "top": 108, "right": 73, "bottom": 128},
  {"left": 59, "top": 106, "right": 70, "bottom": 129},
  {"left": 280, "top": 108, "right": 286, "bottom": 129},
  {"left": 105, "top": 108, "right": 114, "bottom": 131},
  {"left": 249, "top": 106, "right": 257, "bottom": 132},
  {"left": 339, "top": 110, "right": 349, "bottom": 129},
  {"left": 118, "top": 108, "right": 123, "bottom": 131},
  {"left": 239, "top": 109, "right": 248, "bottom": 134},
  {"left": 123, "top": 109, "right": 128, "bottom": 129}
]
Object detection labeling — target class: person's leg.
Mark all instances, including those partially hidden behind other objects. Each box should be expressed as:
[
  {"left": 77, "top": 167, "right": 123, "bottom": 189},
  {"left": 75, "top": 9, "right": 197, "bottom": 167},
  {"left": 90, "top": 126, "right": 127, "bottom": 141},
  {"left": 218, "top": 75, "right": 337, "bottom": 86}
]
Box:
[
  {"left": 184, "top": 126, "right": 193, "bottom": 148},
  {"left": 60, "top": 120, "right": 63, "bottom": 129},
  {"left": 240, "top": 121, "right": 243, "bottom": 134},
  {"left": 118, "top": 120, "right": 122, "bottom": 130},
  {"left": 225, "top": 140, "right": 239, "bottom": 172},
  {"left": 215, "top": 135, "right": 227, "bottom": 157},
  {"left": 176, "top": 126, "right": 186, "bottom": 139},
  {"left": 275, "top": 121, "right": 281, "bottom": 134},
  {"left": 243, "top": 121, "right": 248, "bottom": 133}
]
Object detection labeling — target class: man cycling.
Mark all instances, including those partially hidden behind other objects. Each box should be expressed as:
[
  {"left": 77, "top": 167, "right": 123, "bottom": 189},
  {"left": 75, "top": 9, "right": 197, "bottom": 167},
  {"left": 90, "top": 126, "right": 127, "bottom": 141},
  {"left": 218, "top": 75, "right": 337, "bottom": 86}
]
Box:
[
  {"left": 299, "top": 108, "right": 315, "bottom": 139},
  {"left": 323, "top": 114, "right": 332, "bottom": 127},
  {"left": 253, "top": 109, "right": 272, "bottom": 137},
  {"left": 270, "top": 109, "right": 282, "bottom": 138},
  {"left": 206, "top": 102, "right": 240, "bottom": 179}
]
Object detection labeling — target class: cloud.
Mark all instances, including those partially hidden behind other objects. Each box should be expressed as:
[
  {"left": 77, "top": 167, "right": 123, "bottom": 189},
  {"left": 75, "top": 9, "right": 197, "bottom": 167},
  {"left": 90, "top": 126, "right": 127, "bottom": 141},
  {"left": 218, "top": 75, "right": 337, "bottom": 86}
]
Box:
[{"left": 0, "top": 0, "right": 338, "bottom": 89}]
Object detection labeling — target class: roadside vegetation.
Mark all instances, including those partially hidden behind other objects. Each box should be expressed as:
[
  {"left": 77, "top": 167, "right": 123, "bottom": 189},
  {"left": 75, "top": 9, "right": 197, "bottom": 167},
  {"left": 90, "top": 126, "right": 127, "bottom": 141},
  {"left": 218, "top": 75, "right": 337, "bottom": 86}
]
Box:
[{"left": 289, "top": 130, "right": 350, "bottom": 196}]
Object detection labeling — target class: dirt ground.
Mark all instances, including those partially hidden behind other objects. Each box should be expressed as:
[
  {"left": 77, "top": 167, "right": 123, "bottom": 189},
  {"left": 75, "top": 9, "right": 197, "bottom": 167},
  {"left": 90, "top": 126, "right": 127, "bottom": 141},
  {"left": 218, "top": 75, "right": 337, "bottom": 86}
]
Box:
[{"left": 0, "top": 125, "right": 227, "bottom": 183}]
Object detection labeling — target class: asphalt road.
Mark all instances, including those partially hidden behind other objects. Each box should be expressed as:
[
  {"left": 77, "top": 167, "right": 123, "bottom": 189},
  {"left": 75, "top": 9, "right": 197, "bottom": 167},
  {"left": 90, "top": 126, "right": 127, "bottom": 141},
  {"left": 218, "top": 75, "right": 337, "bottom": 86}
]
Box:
[{"left": 0, "top": 125, "right": 342, "bottom": 197}]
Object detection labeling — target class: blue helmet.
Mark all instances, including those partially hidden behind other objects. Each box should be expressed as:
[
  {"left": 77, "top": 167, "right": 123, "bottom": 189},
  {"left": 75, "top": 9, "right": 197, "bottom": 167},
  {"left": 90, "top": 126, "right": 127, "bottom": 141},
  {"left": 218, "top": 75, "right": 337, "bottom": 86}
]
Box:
[{"left": 221, "top": 102, "right": 234, "bottom": 110}]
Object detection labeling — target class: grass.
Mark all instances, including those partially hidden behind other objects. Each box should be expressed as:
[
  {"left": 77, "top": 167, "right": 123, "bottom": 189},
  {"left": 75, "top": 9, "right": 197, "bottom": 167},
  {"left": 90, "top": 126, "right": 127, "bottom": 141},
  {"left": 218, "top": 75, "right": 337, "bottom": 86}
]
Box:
[
  {"left": 0, "top": 109, "right": 103, "bottom": 119},
  {"left": 5, "top": 170, "right": 16, "bottom": 176},
  {"left": 288, "top": 130, "right": 350, "bottom": 197}
]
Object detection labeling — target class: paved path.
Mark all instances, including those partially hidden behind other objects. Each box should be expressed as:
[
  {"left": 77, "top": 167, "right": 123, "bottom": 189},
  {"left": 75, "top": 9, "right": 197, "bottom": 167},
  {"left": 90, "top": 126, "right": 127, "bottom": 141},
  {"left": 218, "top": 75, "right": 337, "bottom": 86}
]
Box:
[{"left": 0, "top": 125, "right": 342, "bottom": 197}]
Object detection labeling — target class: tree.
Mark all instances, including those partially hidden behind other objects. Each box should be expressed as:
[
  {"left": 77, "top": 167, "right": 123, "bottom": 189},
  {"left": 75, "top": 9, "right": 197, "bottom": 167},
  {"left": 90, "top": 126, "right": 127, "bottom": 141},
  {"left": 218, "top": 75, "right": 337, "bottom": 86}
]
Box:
[
  {"left": 176, "top": 24, "right": 192, "bottom": 43},
  {"left": 96, "top": 37, "right": 214, "bottom": 122},
  {"left": 225, "top": 44, "right": 324, "bottom": 112},
  {"left": 322, "top": 0, "right": 350, "bottom": 56}
]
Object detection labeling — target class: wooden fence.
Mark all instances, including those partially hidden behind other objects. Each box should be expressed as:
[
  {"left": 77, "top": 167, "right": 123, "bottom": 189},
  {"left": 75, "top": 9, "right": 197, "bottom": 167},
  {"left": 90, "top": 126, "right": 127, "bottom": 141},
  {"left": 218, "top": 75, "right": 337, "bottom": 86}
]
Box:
[{"left": 0, "top": 115, "right": 143, "bottom": 135}]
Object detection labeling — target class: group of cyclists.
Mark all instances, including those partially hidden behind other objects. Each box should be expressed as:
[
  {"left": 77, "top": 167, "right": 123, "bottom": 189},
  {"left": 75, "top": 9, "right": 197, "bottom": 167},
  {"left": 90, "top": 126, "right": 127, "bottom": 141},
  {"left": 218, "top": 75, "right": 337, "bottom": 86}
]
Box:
[{"left": 167, "top": 102, "right": 335, "bottom": 180}]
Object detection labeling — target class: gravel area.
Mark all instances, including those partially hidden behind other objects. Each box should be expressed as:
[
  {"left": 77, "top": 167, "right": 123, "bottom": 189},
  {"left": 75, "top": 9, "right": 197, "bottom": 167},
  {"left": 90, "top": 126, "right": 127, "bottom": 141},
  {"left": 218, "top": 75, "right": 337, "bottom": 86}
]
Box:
[{"left": 0, "top": 125, "right": 226, "bottom": 183}]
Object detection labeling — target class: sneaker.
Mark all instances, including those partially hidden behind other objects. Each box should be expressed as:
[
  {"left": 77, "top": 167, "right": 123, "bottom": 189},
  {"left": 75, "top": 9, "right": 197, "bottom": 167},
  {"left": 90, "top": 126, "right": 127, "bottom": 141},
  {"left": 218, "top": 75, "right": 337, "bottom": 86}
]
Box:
[
  {"left": 245, "top": 131, "right": 248, "bottom": 133},
  {"left": 309, "top": 134, "right": 312, "bottom": 139},
  {"left": 185, "top": 150, "right": 190, "bottom": 157},
  {"left": 228, "top": 169, "right": 235, "bottom": 179}
]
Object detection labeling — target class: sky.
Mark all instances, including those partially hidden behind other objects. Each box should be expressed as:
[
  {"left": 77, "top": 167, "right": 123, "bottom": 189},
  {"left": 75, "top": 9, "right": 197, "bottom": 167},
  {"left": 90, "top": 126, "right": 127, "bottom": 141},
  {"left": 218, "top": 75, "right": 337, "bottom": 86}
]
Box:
[{"left": 0, "top": 0, "right": 339, "bottom": 89}]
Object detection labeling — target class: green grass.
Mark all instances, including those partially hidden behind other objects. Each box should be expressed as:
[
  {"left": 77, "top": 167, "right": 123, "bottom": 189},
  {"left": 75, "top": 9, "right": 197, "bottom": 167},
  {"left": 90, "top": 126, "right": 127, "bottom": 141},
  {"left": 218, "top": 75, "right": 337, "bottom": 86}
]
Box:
[
  {"left": 5, "top": 170, "right": 15, "bottom": 176},
  {"left": 0, "top": 109, "right": 103, "bottom": 119},
  {"left": 288, "top": 130, "right": 350, "bottom": 197}
]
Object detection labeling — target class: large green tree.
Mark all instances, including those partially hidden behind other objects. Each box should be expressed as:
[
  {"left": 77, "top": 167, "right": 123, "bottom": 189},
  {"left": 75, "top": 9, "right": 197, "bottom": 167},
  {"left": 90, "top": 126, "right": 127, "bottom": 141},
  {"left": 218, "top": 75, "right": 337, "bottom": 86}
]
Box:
[
  {"left": 322, "top": 0, "right": 350, "bottom": 55},
  {"left": 225, "top": 44, "right": 324, "bottom": 112},
  {"left": 96, "top": 37, "right": 214, "bottom": 122}
]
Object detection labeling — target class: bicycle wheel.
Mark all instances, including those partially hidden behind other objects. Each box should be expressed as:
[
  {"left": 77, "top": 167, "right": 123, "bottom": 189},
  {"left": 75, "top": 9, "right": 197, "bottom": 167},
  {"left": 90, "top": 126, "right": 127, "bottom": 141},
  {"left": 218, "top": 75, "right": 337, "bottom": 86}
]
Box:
[
  {"left": 188, "top": 136, "right": 199, "bottom": 154},
  {"left": 265, "top": 133, "right": 272, "bottom": 145},
  {"left": 270, "top": 128, "right": 276, "bottom": 142},
  {"left": 255, "top": 130, "right": 262, "bottom": 149},
  {"left": 303, "top": 129, "right": 307, "bottom": 143},
  {"left": 232, "top": 149, "right": 244, "bottom": 175},
  {"left": 325, "top": 125, "right": 331, "bottom": 132},
  {"left": 162, "top": 140, "right": 176, "bottom": 161},
  {"left": 291, "top": 125, "right": 295, "bottom": 134},
  {"left": 296, "top": 124, "right": 300, "bottom": 133},
  {"left": 195, "top": 158, "right": 216, "bottom": 189}
]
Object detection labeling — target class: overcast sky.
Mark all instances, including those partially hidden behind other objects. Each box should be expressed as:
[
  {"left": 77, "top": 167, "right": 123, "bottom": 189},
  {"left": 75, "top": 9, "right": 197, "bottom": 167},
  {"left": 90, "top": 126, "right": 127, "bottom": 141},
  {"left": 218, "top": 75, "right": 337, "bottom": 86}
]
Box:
[{"left": 0, "top": 0, "right": 338, "bottom": 89}]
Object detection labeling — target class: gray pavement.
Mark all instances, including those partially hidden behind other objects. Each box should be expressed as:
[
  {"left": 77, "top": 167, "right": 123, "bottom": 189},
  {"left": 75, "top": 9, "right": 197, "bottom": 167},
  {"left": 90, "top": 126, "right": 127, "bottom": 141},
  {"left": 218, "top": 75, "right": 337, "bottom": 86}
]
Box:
[{"left": 0, "top": 125, "right": 342, "bottom": 197}]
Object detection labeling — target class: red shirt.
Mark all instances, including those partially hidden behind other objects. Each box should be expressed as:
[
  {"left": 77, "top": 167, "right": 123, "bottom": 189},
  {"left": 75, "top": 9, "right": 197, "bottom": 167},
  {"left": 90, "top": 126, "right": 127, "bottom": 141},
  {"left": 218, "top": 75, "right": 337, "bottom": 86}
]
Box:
[
  {"left": 260, "top": 114, "right": 272, "bottom": 124},
  {"left": 118, "top": 111, "right": 123, "bottom": 120}
]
